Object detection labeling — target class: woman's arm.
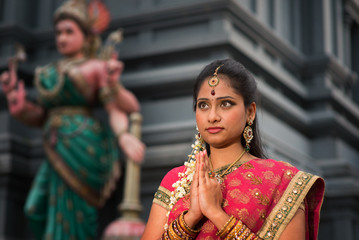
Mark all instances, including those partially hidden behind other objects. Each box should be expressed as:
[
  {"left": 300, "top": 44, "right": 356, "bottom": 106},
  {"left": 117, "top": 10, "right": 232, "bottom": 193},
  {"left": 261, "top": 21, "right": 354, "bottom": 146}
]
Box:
[
  {"left": 141, "top": 203, "right": 168, "bottom": 240},
  {"left": 278, "top": 208, "right": 305, "bottom": 240}
]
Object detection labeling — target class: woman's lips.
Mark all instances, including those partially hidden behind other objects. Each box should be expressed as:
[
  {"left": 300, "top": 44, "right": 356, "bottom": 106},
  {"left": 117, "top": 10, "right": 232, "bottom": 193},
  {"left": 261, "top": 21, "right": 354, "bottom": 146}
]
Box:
[{"left": 207, "top": 127, "right": 223, "bottom": 134}]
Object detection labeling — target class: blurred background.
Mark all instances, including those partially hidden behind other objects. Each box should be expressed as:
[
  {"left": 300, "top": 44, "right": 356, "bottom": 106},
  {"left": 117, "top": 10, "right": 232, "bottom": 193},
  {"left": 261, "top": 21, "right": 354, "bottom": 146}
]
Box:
[{"left": 0, "top": 0, "right": 358, "bottom": 239}]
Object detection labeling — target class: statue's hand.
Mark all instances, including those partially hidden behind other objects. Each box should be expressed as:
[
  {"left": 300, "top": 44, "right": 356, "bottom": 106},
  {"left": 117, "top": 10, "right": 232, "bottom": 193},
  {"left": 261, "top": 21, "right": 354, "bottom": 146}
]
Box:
[
  {"left": 6, "top": 80, "right": 26, "bottom": 116},
  {"left": 106, "top": 53, "right": 124, "bottom": 86},
  {"left": 118, "top": 132, "right": 145, "bottom": 164},
  {"left": 0, "top": 60, "right": 18, "bottom": 94}
]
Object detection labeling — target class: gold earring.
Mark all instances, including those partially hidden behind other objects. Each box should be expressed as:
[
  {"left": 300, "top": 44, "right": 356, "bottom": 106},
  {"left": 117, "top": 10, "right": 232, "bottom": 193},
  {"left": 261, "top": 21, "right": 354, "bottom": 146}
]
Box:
[
  {"left": 195, "top": 125, "right": 205, "bottom": 148},
  {"left": 243, "top": 119, "right": 254, "bottom": 152}
]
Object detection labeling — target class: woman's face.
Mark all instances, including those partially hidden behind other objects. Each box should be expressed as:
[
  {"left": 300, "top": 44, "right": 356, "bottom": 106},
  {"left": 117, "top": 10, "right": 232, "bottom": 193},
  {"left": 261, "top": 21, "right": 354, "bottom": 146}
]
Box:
[
  {"left": 55, "top": 19, "right": 85, "bottom": 58},
  {"left": 196, "top": 75, "right": 256, "bottom": 149}
]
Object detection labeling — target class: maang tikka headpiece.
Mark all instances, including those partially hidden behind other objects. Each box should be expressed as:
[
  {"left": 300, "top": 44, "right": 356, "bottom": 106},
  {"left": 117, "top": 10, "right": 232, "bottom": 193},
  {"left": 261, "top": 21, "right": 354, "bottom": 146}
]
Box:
[{"left": 208, "top": 64, "right": 224, "bottom": 96}]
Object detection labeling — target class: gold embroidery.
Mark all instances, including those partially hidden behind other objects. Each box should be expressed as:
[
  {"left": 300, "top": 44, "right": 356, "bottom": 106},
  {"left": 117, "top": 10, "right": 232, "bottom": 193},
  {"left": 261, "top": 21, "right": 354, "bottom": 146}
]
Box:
[
  {"left": 222, "top": 198, "right": 229, "bottom": 208},
  {"left": 258, "top": 171, "right": 320, "bottom": 240},
  {"left": 228, "top": 178, "right": 241, "bottom": 187},
  {"left": 229, "top": 189, "right": 250, "bottom": 204},
  {"left": 263, "top": 171, "right": 274, "bottom": 180},
  {"left": 183, "top": 195, "right": 190, "bottom": 209},
  {"left": 244, "top": 171, "right": 263, "bottom": 185},
  {"left": 76, "top": 211, "right": 84, "bottom": 222},
  {"left": 284, "top": 169, "right": 294, "bottom": 180},
  {"left": 273, "top": 189, "right": 281, "bottom": 204},
  {"left": 153, "top": 186, "right": 171, "bottom": 210},
  {"left": 63, "top": 138, "right": 70, "bottom": 148},
  {"left": 68, "top": 67, "right": 93, "bottom": 100},
  {"left": 100, "top": 156, "right": 107, "bottom": 164},
  {"left": 236, "top": 208, "right": 249, "bottom": 223},
  {"left": 56, "top": 212, "right": 63, "bottom": 222},
  {"left": 252, "top": 188, "right": 270, "bottom": 206},
  {"left": 259, "top": 210, "right": 266, "bottom": 219},
  {"left": 242, "top": 162, "right": 254, "bottom": 169},
  {"left": 44, "top": 141, "right": 117, "bottom": 207},
  {"left": 64, "top": 220, "right": 70, "bottom": 233},
  {"left": 79, "top": 168, "right": 88, "bottom": 179},
  {"left": 202, "top": 221, "right": 215, "bottom": 233},
  {"left": 50, "top": 195, "right": 56, "bottom": 205},
  {"left": 257, "top": 160, "right": 275, "bottom": 168},
  {"left": 67, "top": 199, "right": 73, "bottom": 210},
  {"left": 58, "top": 184, "right": 64, "bottom": 196},
  {"left": 87, "top": 146, "right": 95, "bottom": 156},
  {"left": 204, "top": 236, "right": 216, "bottom": 240}
]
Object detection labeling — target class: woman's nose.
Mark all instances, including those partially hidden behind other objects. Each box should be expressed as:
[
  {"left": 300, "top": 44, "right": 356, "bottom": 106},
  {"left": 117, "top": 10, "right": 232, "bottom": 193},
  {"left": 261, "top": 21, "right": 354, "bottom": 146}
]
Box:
[{"left": 208, "top": 107, "right": 220, "bottom": 123}]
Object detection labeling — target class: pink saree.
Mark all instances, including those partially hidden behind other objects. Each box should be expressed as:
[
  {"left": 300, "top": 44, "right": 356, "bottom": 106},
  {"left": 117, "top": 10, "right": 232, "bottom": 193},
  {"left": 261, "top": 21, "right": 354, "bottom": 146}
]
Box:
[{"left": 153, "top": 159, "right": 325, "bottom": 240}]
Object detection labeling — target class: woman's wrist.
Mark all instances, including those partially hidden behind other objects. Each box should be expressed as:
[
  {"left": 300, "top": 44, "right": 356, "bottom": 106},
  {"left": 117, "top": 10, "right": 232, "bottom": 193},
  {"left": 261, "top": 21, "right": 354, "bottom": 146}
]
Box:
[
  {"left": 183, "top": 210, "right": 202, "bottom": 230},
  {"left": 207, "top": 209, "right": 231, "bottom": 232}
]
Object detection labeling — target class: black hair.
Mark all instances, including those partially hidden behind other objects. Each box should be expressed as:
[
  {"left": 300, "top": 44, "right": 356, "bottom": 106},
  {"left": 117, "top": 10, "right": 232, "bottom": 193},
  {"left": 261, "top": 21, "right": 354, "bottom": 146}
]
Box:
[{"left": 193, "top": 58, "right": 266, "bottom": 159}]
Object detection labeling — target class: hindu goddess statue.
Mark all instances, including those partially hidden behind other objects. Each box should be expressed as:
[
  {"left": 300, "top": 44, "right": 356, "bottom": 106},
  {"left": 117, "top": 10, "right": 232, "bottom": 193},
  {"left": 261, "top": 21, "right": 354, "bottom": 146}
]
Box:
[{"left": 0, "top": 0, "right": 145, "bottom": 239}]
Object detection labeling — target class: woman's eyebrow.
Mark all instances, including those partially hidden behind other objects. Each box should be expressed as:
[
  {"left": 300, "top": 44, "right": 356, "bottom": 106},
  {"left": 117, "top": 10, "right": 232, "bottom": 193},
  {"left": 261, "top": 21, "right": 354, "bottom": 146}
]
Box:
[{"left": 197, "top": 96, "right": 235, "bottom": 101}]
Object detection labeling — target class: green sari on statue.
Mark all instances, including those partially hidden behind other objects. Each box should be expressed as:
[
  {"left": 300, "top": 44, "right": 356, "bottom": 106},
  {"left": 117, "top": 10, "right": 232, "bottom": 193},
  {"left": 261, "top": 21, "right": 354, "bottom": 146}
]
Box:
[{"left": 24, "top": 59, "right": 120, "bottom": 240}]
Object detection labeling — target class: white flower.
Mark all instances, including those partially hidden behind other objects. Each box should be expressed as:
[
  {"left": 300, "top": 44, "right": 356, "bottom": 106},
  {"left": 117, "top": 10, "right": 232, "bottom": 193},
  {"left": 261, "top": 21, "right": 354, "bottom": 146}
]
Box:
[{"left": 163, "top": 133, "right": 205, "bottom": 230}]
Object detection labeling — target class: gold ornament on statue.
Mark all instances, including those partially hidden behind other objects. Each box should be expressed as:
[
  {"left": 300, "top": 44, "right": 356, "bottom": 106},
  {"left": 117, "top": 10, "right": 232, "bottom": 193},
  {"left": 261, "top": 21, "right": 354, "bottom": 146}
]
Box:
[
  {"left": 54, "top": 0, "right": 112, "bottom": 58},
  {"left": 54, "top": 0, "right": 89, "bottom": 30}
]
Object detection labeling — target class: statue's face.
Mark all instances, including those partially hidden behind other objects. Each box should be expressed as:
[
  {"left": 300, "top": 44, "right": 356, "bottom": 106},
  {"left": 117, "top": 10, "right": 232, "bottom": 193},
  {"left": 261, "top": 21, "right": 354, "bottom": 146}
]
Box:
[{"left": 55, "top": 19, "right": 85, "bottom": 57}]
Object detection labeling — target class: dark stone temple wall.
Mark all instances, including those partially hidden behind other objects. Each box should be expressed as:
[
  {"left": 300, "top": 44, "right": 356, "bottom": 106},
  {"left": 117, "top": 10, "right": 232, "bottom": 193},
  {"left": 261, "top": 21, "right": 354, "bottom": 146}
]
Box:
[{"left": 1, "top": 0, "right": 359, "bottom": 239}]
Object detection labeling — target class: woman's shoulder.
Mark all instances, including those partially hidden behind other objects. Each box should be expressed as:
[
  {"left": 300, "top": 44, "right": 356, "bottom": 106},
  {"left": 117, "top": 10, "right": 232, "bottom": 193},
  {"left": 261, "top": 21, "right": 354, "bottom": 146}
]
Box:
[{"left": 159, "top": 165, "right": 186, "bottom": 191}]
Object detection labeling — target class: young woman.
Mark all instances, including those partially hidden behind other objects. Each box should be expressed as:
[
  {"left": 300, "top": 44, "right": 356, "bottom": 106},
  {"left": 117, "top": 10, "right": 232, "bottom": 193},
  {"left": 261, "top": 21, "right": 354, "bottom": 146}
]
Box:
[
  {"left": 0, "top": 0, "right": 145, "bottom": 239},
  {"left": 141, "top": 59, "right": 324, "bottom": 240}
]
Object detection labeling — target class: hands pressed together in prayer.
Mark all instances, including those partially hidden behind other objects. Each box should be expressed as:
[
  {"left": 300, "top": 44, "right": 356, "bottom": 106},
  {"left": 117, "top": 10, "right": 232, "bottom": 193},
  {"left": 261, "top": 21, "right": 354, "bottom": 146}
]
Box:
[{"left": 185, "top": 149, "right": 230, "bottom": 231}]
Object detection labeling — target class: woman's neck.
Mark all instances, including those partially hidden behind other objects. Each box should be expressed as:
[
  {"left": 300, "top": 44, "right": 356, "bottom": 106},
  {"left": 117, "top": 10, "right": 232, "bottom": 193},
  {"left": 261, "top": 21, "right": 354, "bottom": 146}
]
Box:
[{"left": 209, "top": 143, "right": 248, "bottom": 170}]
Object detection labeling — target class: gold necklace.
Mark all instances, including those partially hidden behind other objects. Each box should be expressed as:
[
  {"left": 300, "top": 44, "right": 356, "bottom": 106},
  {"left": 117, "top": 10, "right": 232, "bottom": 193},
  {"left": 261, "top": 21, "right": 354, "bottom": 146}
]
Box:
[
  {"left": 209, "top": 149, "right": 247, "bottom": 184},
  {"left": 35, "top": 57, "right": 86, "bottom": 100}
]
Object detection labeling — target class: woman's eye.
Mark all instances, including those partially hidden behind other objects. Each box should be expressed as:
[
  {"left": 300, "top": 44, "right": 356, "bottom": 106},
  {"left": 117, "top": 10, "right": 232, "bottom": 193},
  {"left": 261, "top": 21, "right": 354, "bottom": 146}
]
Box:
[
  {"left": 221, "top": 100, "right": 233, "bottom": 107},
  {"left": 198, "top": 102, "right": 208, "bottom": 109}
]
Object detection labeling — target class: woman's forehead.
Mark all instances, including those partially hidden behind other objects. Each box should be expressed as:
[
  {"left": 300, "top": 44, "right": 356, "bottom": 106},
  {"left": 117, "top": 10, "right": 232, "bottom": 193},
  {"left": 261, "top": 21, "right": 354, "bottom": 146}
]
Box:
[{"left": 198, "top": 75, "right": 239, "bottom": 98}]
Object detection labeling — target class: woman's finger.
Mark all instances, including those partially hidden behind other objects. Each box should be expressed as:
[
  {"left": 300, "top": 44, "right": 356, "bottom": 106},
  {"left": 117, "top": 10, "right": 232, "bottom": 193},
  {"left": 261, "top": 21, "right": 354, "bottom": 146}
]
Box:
[
  {"left": 193, "top": 154, "right": 199, "bottom": 187},
  {"left": 199, "top": 151, "right": 209, "bottom": 185}
]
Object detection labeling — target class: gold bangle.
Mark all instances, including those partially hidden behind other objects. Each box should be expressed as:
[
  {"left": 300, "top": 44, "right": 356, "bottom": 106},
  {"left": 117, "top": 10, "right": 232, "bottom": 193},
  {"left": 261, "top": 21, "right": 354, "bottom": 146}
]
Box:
[
  {"left": 224, "top": 220, "right": 245, "bottom": 240},
  {"left": 216, "top": 215, "right": 236, "bottom": 237},
  {"left": 109, "top": 82, "right": 123, "bottom": 95},
  {"left": 179, "top": 211, "right": 201, "bottom": 234},
  {"left": 99, "top": 86, "right": 115, "bottom": 104},
  {"left": 116, "top": 130, "right": 127, "bottom": 139},
  {"left": 168, "top": 221, "right": 182, "bottom": 240},
  {"left": 174, "top": 218, "right": 194, "bottom": 239},
  {"left": 238, "top": 227, "right": 251, "bottom": 239}
]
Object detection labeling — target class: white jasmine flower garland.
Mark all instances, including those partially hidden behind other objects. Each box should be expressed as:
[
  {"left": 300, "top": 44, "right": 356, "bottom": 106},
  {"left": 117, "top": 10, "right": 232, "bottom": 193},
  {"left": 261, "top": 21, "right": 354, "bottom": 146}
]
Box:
[{"left": 164, "top": 133, "right": 205, "bottom": 230}]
